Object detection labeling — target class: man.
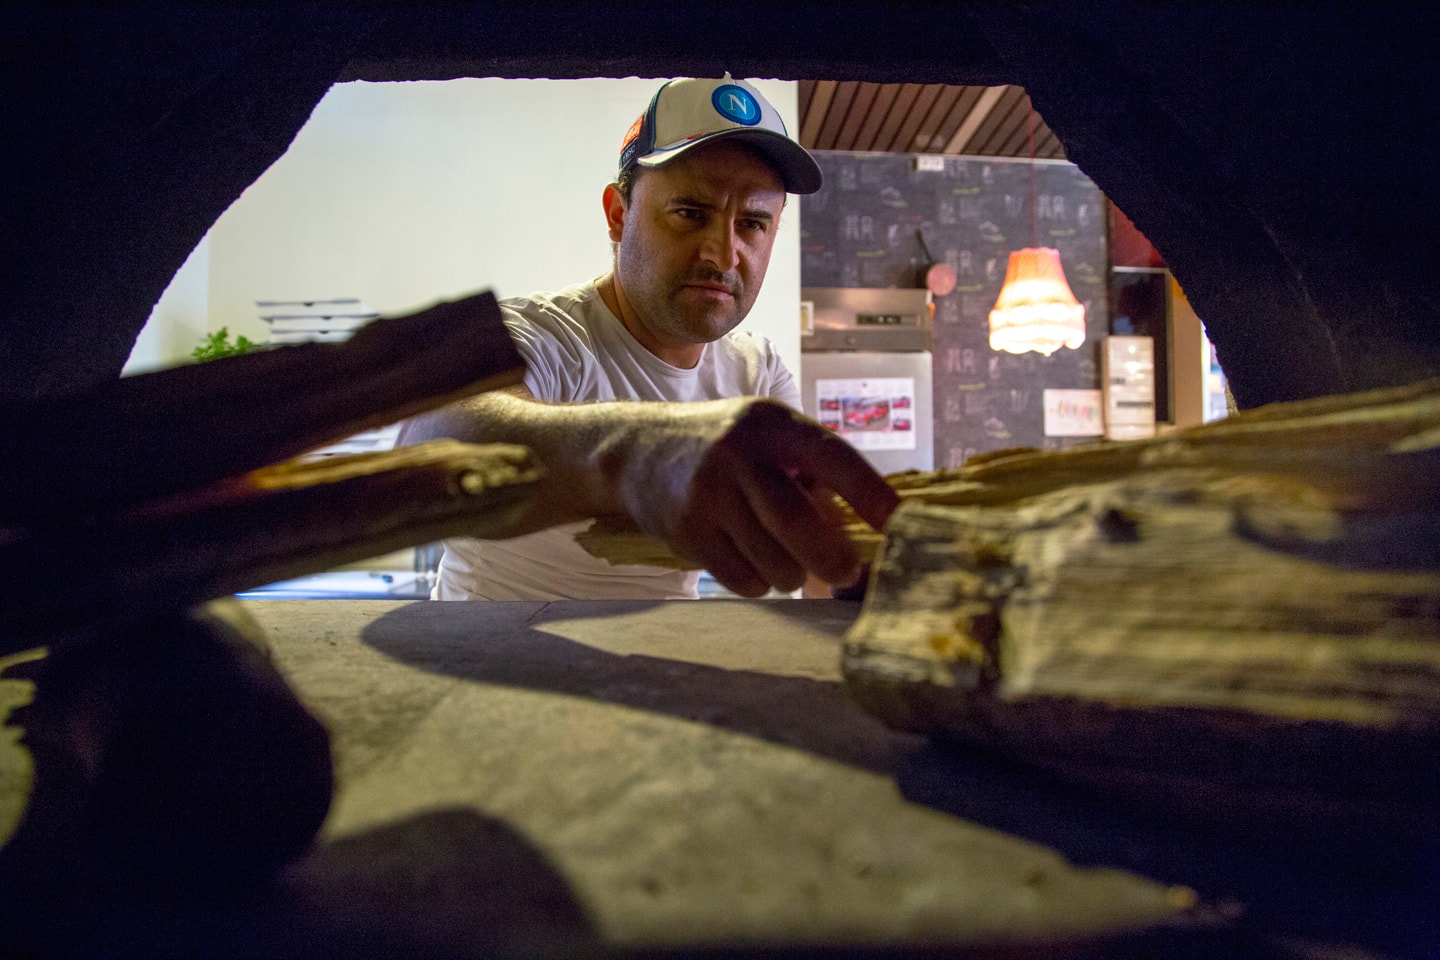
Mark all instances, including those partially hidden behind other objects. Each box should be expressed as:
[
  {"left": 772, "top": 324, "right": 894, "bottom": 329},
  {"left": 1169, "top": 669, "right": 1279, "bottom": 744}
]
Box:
[{"left": 401, "top": 76, "right": 896, "bottom": 600}]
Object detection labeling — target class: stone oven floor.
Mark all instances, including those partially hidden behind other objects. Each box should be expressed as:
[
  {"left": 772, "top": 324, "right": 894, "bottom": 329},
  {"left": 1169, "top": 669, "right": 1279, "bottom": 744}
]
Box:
[{"left": 8, "top": 598, "right": 1435, "bottom": 958}]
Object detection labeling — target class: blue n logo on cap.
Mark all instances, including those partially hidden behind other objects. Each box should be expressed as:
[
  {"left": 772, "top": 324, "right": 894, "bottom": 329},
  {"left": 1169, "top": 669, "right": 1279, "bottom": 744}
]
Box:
[{"left": 712, "top": 84, "right": 761, "bottom": 126}]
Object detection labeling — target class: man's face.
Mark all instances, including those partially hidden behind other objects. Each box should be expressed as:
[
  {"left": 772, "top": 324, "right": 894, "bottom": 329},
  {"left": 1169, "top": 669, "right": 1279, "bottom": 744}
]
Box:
[{"left": 608, "top": 140, "right": 786, "bottom": 355}]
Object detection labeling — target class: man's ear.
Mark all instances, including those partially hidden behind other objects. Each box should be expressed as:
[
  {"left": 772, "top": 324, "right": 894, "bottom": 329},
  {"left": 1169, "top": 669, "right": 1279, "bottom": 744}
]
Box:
[{"left": 602, "top": 183, "right": 627, "bottom": 244}]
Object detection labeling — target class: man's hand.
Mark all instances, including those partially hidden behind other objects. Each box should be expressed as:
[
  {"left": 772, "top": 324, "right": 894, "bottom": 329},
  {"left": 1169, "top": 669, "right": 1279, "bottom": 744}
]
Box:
[
  {"left": 598, "top": 398, "right": 899, "bottom": 597},
  {"left": 402, "top": 392, "right": 898, "bottom": 597}
]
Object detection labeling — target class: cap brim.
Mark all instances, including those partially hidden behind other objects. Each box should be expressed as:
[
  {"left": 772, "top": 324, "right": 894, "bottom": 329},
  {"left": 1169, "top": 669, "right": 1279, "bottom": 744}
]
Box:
[{"left": 636, "top": 128, "right": 824, "bottom": 195}]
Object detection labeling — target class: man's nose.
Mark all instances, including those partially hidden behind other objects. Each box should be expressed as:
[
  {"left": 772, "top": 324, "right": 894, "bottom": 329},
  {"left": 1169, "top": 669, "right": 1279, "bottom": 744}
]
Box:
[{"left": 698, "top": 219, "right": 740, "bottom": 272}]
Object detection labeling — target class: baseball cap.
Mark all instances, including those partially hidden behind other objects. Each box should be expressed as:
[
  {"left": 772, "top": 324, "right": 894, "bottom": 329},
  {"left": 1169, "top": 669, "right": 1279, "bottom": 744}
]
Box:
[{"left": 619, "top": 75, "right": 824, "bottom": 195}]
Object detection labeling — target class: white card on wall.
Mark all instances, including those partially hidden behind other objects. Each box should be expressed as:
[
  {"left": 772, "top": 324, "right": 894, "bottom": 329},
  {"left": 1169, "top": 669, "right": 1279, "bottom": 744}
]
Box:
[{"left": 1043, "top": 388, "right": 1105, "bottom": 437}]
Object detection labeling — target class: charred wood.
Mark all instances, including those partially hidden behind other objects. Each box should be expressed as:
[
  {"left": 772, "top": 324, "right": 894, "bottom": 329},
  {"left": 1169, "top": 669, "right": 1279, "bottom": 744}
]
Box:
[{"left": 0, "top": 292, "right": 524, "bottom": 526}]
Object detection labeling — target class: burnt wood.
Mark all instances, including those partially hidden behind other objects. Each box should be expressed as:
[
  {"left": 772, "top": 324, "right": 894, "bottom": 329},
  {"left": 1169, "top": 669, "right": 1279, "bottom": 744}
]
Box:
[
  {"left": 0, "top": 440, "right": 544, "bottom": 653},
  {"left": 0, "top": 292, "right": 524, "bottom": 525}
]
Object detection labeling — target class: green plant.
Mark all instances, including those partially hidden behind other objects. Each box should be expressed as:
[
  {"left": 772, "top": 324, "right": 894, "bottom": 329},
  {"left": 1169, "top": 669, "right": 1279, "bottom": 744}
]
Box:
[{"left": 191, "top": 327, "right": 259, "bottom": 362}]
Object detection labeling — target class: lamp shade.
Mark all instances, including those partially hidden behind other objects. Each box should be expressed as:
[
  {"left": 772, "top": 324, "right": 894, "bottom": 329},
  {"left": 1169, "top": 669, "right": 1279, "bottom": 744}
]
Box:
[{"left": 988, "top": 247, "right": 1087, "bottom": 356}]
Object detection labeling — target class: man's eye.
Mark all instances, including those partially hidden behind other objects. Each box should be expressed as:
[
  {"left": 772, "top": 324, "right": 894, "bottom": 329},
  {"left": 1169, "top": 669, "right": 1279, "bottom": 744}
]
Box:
[
  {"left": 675, "top": 208, "right": 703, "bottom": 220},
  {"left": 741, "top": 219, "right": 769, "bottom": 233}
]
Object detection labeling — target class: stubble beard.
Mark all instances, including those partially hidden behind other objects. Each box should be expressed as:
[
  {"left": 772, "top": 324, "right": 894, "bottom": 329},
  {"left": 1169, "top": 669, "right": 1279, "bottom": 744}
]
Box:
[{"left": 617, "top": 241, "right": 750, "bottom": 346}]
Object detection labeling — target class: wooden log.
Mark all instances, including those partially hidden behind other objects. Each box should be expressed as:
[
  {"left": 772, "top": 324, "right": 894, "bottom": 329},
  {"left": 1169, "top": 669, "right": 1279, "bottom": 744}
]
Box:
[
  {"left": 891, "top": 378, "right": 1440, "bottom": 506},
  {"left": 0, "top": 440, "right": 543, "bottom": 653},
  {"left": 573, "top": 378, "right": 1440, "bottom": 816},
  {"left": 575, "top": 377, "right": 1440, "bottom": 571},
  {"left": 0, "top": 292, "right": 524, "bottom": 526},
  {"left": 840, "top": 467, "right": 1440, "bottom": 818}
]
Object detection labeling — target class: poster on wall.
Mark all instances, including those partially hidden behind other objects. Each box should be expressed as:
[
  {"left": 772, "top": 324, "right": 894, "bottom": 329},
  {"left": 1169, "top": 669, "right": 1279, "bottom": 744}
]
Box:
[
  {"left": 815, "top": 377, "right": 918, "bottom": 451},
  {"left": 1042, "top": 388, "right": 1105, "bottom": 437}
]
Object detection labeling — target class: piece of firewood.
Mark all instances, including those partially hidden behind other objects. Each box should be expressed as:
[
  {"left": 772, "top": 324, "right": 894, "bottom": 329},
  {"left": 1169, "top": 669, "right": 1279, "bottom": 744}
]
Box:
[
  {"left": 880, "top": 375, "right": 1440, "bottom": 506},
  {"left": 840, "top": 466, "right": 1440, "bottom": 819},
  {"left": 0, "top": 440, "right": 543, "bottom": 652},
  {"left": 0, "top": 292, "right": 524, "bottom": 526},
  {"left": 574, "top": 377, "right": 1440, "bottom": 571}
]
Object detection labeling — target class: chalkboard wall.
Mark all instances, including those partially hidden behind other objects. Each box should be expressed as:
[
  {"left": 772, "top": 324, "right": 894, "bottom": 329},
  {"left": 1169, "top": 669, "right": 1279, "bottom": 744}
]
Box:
[{"left": 800, "top": 152, "right": 1110, "bottom": 467}]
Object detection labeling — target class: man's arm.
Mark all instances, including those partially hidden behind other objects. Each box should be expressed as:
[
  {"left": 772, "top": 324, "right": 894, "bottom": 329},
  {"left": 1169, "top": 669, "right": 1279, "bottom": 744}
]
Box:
[{"left": 398, "top": 388, "right": 899, "bottom": 597}]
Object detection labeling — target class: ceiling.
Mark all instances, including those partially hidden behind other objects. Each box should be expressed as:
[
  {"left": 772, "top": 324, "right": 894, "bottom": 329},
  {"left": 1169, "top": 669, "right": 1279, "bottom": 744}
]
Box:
[{"left": 798, "top": 81, "right": 1064, "bottom": 159}]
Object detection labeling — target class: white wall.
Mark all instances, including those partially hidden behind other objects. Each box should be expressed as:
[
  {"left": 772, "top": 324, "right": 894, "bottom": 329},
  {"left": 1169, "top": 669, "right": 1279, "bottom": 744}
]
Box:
[{"left": 128, "top": 77, "right": 804, "bottom": 376}]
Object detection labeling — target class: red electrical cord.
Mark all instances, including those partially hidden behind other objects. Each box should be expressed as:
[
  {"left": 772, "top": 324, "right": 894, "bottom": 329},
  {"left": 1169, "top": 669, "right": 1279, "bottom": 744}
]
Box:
[{"left": 1028, "top": 99, "right": 1037, "bottom": 248}]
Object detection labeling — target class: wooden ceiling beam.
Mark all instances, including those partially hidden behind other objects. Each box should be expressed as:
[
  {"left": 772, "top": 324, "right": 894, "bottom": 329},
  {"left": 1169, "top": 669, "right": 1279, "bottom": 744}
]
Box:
[
  {"left": 799, "top": 79, "right": 837, "bottom": 148},
  {"left": 871, "top": 83, "right": 924, "bottom": 153},
  {"left": 854, "top": 83, "right": 902, "bottom": 152},
  {"left": 969, "top": 85, "right": 1028, "bottom": 155},
  {"left": 931, "top": 85, "right": 984, "bottom": 153},
  {"left": 943, "top": 84, "right": 1009, "bottom": 154},
  {"left": 914, "top": 84, "right": 963, "bottom": 153},
  {"left": 814, "top": 81, "right": 858, "bottom": 150},
  {"left": 834, "top": 82, "right": 882, "bottom": 152},
  {"left": 888, "top": 83, "right": 943, "bottom": 154}
]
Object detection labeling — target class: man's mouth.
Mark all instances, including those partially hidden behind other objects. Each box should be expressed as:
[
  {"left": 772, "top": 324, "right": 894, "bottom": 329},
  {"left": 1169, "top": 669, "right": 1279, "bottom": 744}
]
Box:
[{"left": 684, "top": 280, "right": 737, "bottom": 297}]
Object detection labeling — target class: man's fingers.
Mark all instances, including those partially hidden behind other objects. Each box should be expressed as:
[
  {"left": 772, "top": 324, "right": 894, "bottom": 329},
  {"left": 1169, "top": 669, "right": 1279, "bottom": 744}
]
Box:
[
  {"left": 729, "top": 401, "right": 901, "bottom": 533},
  {"left": 739, "top": 468, "right": 860, "bottom": 587},
  {"left": 652, "top": 399, "right": 901, "bottom": 595},
  {"left": 688, "top": 480, "right": 809, "bottom": 594},
  {"left": 787, "top": 428, "right": 900, "bottom": 532},
  {"left": 688, "top": 530, "right": 771, "bottom": 598},
  {"left": 723, "top": 508, "right": 809, "bottom": 593}
]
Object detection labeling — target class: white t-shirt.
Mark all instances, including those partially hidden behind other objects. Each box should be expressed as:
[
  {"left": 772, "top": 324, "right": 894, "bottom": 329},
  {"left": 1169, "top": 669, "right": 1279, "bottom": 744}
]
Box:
[{"left": 434, "top": 279, "right": 802, "bottom": 601}]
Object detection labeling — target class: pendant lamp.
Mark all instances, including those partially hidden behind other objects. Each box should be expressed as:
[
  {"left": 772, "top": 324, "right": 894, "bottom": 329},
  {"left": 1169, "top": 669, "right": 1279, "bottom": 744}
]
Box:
[
  {"left": 988, "top": 247, "right": 1087, "bottom": 356},
  {"left": 988, "top": 101, "right": 1086, "bottom": 357}
]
